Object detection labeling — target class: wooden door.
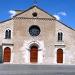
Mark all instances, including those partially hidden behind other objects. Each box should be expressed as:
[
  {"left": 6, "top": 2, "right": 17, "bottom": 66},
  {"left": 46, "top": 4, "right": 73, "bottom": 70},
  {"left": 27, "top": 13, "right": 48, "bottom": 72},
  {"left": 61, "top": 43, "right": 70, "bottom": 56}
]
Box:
[
  {"left": 4, "top": 47, "right": 11, "bottom": 62},
  {"left": 30, "top": 46, "right": 38, "bottom": 63},
  {"left": 57, "top": 48, "right": 63, "bottom": 63}
]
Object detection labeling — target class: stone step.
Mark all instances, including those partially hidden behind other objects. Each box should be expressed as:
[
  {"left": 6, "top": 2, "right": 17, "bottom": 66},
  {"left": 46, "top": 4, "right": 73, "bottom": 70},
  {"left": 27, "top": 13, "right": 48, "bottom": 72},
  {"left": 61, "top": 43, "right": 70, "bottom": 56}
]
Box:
[{"left": 0, "top": 64, "right": 75, "bottom": 75}]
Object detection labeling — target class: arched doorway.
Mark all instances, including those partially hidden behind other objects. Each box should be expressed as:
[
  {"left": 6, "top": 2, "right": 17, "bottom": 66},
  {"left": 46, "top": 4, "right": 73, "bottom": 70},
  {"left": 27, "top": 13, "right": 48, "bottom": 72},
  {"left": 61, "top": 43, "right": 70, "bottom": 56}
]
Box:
[
  {"left": 30, "top": 45, "right": 38, "bottom": 63},
  {"left": 57, "top": 48, "right": 63, "bottom": 63},
  {"left": 3, "top": 47, "right": 11, "bottom": 62}
]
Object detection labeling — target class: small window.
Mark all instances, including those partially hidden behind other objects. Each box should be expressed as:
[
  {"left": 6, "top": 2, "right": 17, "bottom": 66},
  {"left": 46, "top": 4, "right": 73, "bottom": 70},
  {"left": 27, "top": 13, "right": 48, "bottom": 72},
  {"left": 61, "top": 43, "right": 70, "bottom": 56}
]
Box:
[
  {"left": 32, "top": 12, "right": 37, "bottom": 17},
  {"left": 5, "top": 29, "right": 11, "bottom": 39},
  {"left": 9, "top": 30, "right": 11, "bottom": 39},
  {"left": 5, "top": 30, "right": 9, "bottom": 39},
  {"left": 58, "top": 32, "right": 63, "bottom": 41}
]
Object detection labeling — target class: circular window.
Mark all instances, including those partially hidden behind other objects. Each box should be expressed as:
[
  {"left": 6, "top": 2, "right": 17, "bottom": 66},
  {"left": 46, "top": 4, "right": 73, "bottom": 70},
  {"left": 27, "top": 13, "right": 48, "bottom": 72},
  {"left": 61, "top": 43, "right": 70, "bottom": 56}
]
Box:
[
  {"left": 32, "top": 12, "right": 37, "bottom": 17},
  {"left": 29, "top": 25, "right": 40, "bottom": 36}
]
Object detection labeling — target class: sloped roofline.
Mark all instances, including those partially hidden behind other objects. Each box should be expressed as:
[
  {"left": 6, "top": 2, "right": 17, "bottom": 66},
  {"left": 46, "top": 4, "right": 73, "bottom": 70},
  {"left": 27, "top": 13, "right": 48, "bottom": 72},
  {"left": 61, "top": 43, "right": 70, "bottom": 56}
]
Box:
[
  {"left": 14, "top": 5, "right": 56, "bottom": 19},
  {"left": 56, "top": 20, "right": 75, "bottom": 31},
  {"left": 0, "top": 18, "right": 12, "bottom": 23},
  {"left": 0, "top": 5, "right": 75, "bottom": 31}
]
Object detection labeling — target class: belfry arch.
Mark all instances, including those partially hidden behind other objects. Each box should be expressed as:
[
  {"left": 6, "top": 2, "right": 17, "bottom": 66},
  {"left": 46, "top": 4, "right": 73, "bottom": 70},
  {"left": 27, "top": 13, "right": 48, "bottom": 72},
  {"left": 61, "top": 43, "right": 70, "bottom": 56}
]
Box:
[{"left": 25, "top": 41, "right": 44, "bottom": 63}]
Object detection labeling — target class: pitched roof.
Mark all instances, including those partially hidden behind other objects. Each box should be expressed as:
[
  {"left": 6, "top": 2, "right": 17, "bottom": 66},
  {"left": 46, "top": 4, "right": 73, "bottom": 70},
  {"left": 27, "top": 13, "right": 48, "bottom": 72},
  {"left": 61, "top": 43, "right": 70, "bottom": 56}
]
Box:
[
  {"left": 14, "top": 5, "right": 56, "bottom": 19},
  {"left": 0, "top": 5, "right": 74, "bottom": 31}
]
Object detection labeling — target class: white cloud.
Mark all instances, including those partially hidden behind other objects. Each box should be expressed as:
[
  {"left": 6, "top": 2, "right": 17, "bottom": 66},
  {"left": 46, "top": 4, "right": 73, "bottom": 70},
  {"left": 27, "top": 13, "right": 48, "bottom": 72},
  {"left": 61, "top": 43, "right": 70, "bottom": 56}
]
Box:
[
  {"left": 58, "top": 12, "right": 67, "bottom": 16},
  {"left": 53, "top": 11, "right": 67, "bottom": 20},
  {"left": 53, "top": 15, "right": 60, "bottom": 20},
  {"left": 9, "top": 10, "right": 16, "bottom": 18}
]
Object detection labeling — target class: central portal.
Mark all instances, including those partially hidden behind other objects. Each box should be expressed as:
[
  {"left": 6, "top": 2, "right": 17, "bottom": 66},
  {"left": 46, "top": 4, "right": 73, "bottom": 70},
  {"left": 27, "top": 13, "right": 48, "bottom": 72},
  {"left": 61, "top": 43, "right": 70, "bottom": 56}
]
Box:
[{"left": 30, "top": 46, "right": 38, "bottom": 63}]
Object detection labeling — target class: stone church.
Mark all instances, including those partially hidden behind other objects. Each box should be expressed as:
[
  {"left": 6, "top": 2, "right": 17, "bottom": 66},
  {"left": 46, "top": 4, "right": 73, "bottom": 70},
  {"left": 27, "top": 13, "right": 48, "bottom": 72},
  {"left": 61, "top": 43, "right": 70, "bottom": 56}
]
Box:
[{"left": 0, "top": 5, "right": 75, "bottom": 64}]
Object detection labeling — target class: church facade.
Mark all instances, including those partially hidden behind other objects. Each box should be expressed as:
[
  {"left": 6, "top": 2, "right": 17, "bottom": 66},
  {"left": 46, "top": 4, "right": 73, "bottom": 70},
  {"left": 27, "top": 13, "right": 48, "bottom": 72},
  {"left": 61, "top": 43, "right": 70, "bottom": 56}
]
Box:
[{"left": 0, "top": 6, "right": 75, "bottom": 64}]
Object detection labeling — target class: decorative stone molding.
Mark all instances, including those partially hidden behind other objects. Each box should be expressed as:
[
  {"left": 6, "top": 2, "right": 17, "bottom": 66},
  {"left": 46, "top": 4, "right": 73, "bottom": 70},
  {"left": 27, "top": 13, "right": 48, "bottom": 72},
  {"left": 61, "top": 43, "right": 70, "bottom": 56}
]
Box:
[
  {"left": 25, "top": 41, "right": 43, "bottom": 51},
  {"left": 13, "top": 17, "right": 56, "bottom": 21},
  {"left": 2, "top": 43, "right": 14, "bottom": 46}
]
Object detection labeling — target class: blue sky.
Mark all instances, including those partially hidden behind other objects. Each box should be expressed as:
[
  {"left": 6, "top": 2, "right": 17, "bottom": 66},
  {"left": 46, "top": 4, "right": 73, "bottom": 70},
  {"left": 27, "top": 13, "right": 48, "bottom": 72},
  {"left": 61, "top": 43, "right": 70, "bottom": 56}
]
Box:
[{"left": 0, "top": 0, "right": 75, "bottom": 29}]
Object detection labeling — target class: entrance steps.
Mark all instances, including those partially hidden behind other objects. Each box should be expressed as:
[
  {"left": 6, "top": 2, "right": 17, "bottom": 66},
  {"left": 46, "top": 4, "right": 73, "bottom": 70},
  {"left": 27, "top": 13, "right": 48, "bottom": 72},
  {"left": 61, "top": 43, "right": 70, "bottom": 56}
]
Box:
[{"left": 0, "top": 64, "right": 75, "bottom": 75}]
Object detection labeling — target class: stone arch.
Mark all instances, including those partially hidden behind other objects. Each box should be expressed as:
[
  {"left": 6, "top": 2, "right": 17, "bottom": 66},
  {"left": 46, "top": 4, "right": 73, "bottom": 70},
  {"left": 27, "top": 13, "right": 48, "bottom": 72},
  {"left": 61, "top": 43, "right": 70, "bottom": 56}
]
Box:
[
  {"left": 57, "top": 48, "right": 63, "bottom": 63},
  {"left": 30, "top": 43, "right": 39, "bottom": 49},
  {"left": 3, "top": 47, "right": 11, "bottom": 62}
]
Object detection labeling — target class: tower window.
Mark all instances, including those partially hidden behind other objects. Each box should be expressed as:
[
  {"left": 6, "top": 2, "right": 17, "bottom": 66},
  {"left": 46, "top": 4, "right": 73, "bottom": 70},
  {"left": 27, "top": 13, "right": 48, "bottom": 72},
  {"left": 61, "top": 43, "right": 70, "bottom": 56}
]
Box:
[
  {"left": 5, "top": 29, "right": 11, "bottom": 39},
  {"left": 58, "top": 32, "right": 63, "bottom": 41}
]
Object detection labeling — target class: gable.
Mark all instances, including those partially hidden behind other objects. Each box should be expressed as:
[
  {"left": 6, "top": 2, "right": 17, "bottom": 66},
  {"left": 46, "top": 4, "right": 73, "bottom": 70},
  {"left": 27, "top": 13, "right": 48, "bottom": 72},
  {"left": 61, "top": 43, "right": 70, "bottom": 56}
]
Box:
[{"left": 14, "top": 6, "right": 56, "bottom": 19}]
